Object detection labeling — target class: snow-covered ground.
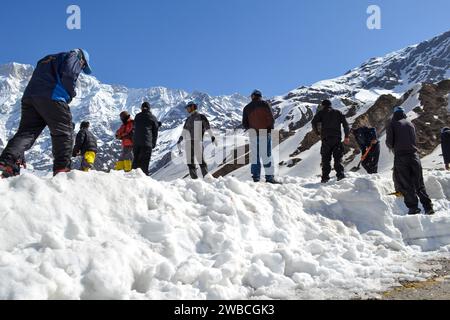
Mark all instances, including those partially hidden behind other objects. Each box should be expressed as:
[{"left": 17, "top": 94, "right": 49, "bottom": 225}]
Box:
[{"left": 1, "top": 170, "right": 449, "bottom": 300}]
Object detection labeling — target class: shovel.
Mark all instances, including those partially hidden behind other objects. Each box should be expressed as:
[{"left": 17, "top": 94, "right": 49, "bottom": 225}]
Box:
[{"left": 351, "top": 145, "right": 373, "bottom": 172}]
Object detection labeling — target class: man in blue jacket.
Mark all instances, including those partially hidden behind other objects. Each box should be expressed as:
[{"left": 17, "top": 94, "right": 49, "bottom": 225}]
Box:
[
  {"left": 352, "top": 126, "right": 380, "bottom": 174},
  {"left": 0, "top": 49, "right": 92, "bottom": 178}
]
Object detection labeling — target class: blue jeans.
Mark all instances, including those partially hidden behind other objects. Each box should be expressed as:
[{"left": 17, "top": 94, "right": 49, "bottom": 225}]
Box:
[{"left": 250, "top": 132, "right": 274, "bottom": 181}]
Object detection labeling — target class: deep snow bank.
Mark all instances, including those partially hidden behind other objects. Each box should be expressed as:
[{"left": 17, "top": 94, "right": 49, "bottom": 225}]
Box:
[{"left": 0, "top": 171, "right": 450, "bottom": 300}]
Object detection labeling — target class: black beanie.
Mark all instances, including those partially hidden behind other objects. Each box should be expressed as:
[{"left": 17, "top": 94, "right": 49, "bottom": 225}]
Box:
[
  {"left": 142, "top": 102, "right": 151, "bottom": 110},
  {"left": 322, "top": 100, "right": 332, "bottom": 108}
]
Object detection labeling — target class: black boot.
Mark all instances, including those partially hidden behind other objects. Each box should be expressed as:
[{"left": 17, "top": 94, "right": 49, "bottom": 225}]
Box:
[
  {"left": 266, "top": 176, "right": 282, "bottom": 185},
  {"left": 0, "top": 161, "right": 19, "bottom": 179},
  {"left": 321, "top": 177, "right": 330, "bottom": 184},
  {"left": 408, "top": 208, "right": 421, "bottom": 215}
]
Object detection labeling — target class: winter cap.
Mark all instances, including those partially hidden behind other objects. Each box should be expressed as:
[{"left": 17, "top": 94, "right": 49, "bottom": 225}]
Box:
[
  {"left": 80, "top": 121, "right": 90, "bottom": 129},
  {"left": 393, "top": 106, "right": 405, "bottom": 113},
  {"left": 75, "top": 48, "right": 92, "bottom": 75},
  {"left": 251, "top": 90, "right": 263, "bottom": 98},
  {"left": 185, "top": 101, "right": 198, "bottom": 109},
  {"left": 141, "top": 102, "right": 151, "bottom": 110},
  {"left": 321, "top": 100, "right": 332, "bottom": 108}
]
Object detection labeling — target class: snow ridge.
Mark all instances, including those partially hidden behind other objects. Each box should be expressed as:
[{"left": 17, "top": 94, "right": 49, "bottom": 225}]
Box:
[{"left": 0, "top": 171, "right": 449, "bottom": 299}]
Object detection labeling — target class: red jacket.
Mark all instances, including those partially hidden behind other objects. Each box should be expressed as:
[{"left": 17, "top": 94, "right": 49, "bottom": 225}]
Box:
[{"left": 116, "top": 119, "right": 134, "bottom": 147}]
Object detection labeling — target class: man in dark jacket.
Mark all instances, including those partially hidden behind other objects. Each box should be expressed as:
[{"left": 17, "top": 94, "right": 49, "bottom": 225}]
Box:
[
  {"left": 0, "top": 49, "right": 92, "bottom": 178},
  {"left": 132, "top": 102, "right": 160, "bottom": 176},
  {"left": 177, "top": 101, "right": 216, "bottom": 179},
  {"left": 242, "top": 90, "right": 279, "bottom": 184},
  {"left": 441, "top": 127, "right": 450, "bottom": 171},
  {"left": 386, "top": 107, "right": 434, "bottom": 215},
  {"left": 352, "top": 126, "right": 380, "bottom": 174},
  {"left": 312, "top": 99, "right": 350, "bottom": 183},
  {"left": 72, "top": 121, "right": 98, "bottom": 172}
]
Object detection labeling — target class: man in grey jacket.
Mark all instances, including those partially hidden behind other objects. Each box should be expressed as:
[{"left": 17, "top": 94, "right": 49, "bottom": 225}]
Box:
[
  {"left": 386, "top": 107, "right": 434, "bottom": 215},
  {"left": 177, "top": 101, "right": 216, "bottom": 179}
]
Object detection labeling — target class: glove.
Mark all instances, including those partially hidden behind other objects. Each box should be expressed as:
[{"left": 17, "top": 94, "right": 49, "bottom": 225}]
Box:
[
  {"left": 211, "top": 136, "right": 218, "bottom": 147},
  {"left": 344, "top": 137, "right": 350, "bottom": 145}
]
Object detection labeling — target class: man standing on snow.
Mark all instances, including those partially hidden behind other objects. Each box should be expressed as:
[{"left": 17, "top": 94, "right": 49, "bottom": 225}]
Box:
[
  {"left": 115, "top": 111, "right": 134, "bottom": 172},
  {"left": 352, "top": 126, "right": 380, "bottom": 174},
  {"left": 72, "top": 121, "right": 98, "bottom": 172},
  {"left": 242, "top": 90, "right": 280, "bottom": 184},
  {"left": 441, "top": 127, "right": 450, "bottom": 171},
  {"left": 312, "top": 99, "right": 350, "bottom": 183},
  {"left": 0, "top": 49, "right": 93, "bottom": 178},
  {"left": 386, "top": 106, "right": 434, "bottom": 215},
  {"left": 132, "top": 102, "right": 160, "bottom": 176},
  {"left": 177, "top": 101, "right": 216, "bottom": 179}
]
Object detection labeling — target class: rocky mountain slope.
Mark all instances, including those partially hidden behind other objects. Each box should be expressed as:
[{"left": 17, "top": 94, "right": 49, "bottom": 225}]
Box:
[
  {"left": 209, "top": 31, "right": 450, "bottom": 179},
  {"left": 0, "top": 31, "right": 448, "bottom": 178}
]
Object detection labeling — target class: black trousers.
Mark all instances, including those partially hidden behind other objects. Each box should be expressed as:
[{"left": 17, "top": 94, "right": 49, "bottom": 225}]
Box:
[
  {"left": 0, "top": 97, "right": 73, "bottom": 172},
  {"left": 321, "top": 137, "right": 345, "bottom": 179},
  {"left": 394, "top": 153, "right": 433, "bottom": 210},
  {"left": 362, "top": 143, "right": 380, "bottom": 174},
  {"left": 132, "top": 146, "right": 152, "bottom": 176}
]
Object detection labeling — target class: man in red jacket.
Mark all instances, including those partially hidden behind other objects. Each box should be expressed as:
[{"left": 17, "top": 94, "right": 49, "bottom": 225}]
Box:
[
  {"left": 242, "top": 90, "right": 280, "bottom": 184},
  {"left": 115, "top": 111, "right": 134, "bottom": 172}
]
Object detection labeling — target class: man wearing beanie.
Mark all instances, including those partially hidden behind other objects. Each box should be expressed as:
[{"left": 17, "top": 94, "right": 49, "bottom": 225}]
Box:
[
  {"left": 386, "top": 106, "right": 434, "bottom": 215},
  {"left": 132, "top": 102, "right": 160, "bottom": 175},
  {"left": 312, "top": 99, "right": 350, "bottom": 183}
]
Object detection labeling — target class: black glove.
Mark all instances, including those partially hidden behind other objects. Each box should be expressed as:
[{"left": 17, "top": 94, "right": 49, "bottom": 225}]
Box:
[{"left": 211, "top": 136, "right": 216, "bottom": 143}]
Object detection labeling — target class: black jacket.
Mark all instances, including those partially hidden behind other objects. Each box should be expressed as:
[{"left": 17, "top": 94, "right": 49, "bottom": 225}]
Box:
[
  {"left": 73, "top": 128, "right": 98, "bottom": 155},
  {"left": 441, "top": 128, "right": 450, "bottom": 164},
  {"left": 386, "top": 112, "right": 418, "bottom": 155},
  {"left": 242, "top": 100, "right": 275, "bottom": 130},
  {"left": 133, "top": 110, "right": 160, "bottom": 148},
  {"left": 312, "top": 106, "right": 350, "bottom": 139}
]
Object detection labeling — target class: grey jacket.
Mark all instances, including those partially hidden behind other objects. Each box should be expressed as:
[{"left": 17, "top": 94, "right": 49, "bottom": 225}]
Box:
[{"left": 180, "top": 112, "right": 211, "bottom": 141}]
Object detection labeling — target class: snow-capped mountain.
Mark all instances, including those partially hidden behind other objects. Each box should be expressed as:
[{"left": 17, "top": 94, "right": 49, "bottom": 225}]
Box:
[
  {"left": 208, "top": 30, "right": 449, "bottom": 180},
  {"left": 0, "top": 64, "right": 249, "bottom": 171},
  {"left": 0, "top": 30, "right": 449, "bottom": 178}
]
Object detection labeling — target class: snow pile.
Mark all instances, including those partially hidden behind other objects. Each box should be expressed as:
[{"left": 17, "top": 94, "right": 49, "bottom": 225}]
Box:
[{"left": 1, "top": 171, "right": 450, "bottom": 300}]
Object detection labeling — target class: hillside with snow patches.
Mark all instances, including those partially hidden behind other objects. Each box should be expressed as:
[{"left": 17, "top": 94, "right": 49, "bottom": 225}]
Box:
[{"left": 0, "top": 31, "right": 449, "bottom": 300}]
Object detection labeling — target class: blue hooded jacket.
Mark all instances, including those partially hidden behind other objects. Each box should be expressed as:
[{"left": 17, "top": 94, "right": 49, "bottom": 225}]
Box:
[{"left": 23, "top": 50, "right": 84, "bottom": 104}]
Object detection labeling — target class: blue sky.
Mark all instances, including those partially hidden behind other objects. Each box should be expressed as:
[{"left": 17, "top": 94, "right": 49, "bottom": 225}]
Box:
[{"left": 0, "top": 0, "right": 449, "bottom": 96}]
